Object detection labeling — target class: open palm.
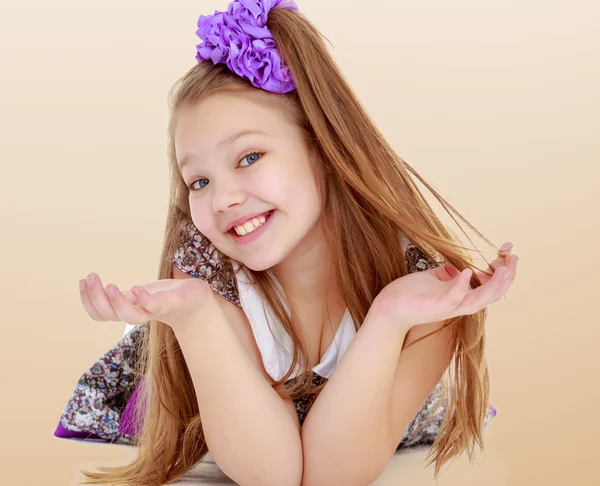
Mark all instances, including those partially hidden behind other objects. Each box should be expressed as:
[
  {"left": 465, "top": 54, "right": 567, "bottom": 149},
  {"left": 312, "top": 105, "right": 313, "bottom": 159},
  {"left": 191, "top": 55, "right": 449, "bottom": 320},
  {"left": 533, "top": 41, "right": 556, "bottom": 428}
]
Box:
[
  {"left": 373, "top": 244, "right": 519, "bottom": 329},
  {"left": 79, "top": 273, "right": 216, "bottom": 332}
]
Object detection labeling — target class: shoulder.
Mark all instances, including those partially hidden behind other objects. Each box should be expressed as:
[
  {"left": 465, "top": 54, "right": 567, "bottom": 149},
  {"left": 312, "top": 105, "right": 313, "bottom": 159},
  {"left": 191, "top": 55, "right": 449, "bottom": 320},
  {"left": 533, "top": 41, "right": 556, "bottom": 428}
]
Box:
[
  {"left": 401, "top": 233, "right": 442, "bottom": 274},
  {"left": 171, "top": 221, "right": 273, "bottom": 376}
]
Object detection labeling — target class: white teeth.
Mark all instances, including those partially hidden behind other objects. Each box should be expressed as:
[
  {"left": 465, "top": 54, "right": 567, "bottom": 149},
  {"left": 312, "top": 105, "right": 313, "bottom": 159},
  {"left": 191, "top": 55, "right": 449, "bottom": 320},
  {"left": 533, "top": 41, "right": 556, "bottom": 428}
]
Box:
[{"left": 234, "top": 212, "right": 269, "bottom": 236}]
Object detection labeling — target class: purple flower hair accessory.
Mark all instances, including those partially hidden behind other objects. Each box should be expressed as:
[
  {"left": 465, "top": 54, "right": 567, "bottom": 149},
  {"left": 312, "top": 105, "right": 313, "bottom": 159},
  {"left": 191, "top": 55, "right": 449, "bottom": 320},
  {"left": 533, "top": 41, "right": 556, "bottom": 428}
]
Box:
[{"left": 195, "top": 0, "right": 299, "bottom": 93}]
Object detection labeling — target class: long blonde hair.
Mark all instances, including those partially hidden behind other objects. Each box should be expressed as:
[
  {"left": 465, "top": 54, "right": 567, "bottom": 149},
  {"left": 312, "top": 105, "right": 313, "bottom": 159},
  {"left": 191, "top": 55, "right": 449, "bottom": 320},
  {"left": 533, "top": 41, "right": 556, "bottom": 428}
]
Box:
[{"left": 81, "top": 6, "right": 498, "bottom": 485}]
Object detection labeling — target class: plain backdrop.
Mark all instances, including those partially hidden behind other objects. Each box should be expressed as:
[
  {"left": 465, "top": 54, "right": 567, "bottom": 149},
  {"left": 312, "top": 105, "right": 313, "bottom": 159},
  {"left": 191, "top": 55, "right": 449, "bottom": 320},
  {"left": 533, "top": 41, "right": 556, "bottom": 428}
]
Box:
[{"left": 0, "top": 0, "right": 598, "bottom": 484}]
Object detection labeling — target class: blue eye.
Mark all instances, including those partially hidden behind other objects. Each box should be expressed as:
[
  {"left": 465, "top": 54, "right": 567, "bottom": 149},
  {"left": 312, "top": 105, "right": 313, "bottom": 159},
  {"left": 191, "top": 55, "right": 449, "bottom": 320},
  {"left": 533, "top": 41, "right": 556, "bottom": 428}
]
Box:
[
  {"left": 187, "top": 151, "right": 263, "bottom": 192},
  {"left": 239, "top": 151, "right": 261, "bottom": 167}
]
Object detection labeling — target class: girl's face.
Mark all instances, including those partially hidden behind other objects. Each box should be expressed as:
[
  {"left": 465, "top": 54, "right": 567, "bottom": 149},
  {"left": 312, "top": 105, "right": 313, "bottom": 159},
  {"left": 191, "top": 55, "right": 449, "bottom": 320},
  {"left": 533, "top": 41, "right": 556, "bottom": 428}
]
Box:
[{"left": 174, "top": 88, "right": 323, "bottom": 271}]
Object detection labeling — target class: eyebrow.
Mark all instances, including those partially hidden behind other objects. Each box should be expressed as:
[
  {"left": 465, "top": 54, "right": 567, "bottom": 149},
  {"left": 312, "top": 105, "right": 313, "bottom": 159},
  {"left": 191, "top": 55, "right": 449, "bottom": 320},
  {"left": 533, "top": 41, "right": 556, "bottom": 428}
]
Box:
[{"left": 177, "top": 128, "right": 268, "bottom": 170}]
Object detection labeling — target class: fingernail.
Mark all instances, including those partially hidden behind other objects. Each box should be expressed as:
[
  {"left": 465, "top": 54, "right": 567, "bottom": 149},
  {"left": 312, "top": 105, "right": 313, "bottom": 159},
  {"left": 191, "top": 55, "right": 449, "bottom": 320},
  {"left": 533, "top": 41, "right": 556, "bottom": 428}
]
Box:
[
  {"left": 500, "top": 242, "right": 513, "bottom": 251},
  {"left": 106, "top": 285, "right": 116, "bottom": 298},
  {"left": 503, "top": 270, "right": 510, "bottom": 282},
  {"left": 79, "top": 280, "right": 86, "bottom": 292},
  {"left": 87, "top": 274, "right": 95, "bottom": 286}
]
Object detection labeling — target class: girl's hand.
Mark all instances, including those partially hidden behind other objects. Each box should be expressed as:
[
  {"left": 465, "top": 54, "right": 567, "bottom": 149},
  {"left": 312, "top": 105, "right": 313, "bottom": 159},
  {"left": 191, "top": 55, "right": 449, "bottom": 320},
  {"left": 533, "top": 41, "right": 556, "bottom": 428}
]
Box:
[
  {"left": 371, "top": 242, "right": 519, "bottom": 331},
  {"left": 79, "top": 272, "right": 217, "bottom": 332}
]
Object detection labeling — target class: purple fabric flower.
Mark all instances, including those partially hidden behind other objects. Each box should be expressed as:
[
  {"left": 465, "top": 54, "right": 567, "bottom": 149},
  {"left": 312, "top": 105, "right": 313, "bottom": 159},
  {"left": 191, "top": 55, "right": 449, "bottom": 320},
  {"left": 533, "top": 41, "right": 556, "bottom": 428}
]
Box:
[{"left": 195, "top": 0, "right": 299, "bottom": 93}]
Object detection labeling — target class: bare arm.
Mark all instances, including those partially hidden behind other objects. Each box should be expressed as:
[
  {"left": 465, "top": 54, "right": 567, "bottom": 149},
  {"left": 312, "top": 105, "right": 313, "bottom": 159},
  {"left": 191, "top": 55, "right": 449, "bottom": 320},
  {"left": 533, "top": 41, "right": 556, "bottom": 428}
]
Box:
[
  {"left": 300, "top": 307, "right": 453, "bottom": 486},
  {"left": 172, "top": 266, "right": 303, "bottom": 486}
]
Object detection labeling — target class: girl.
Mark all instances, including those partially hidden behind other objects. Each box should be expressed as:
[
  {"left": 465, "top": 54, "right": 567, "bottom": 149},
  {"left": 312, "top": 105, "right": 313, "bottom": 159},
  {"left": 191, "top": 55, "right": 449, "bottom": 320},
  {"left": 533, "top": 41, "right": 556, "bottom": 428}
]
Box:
[{"left": 57, "top": 1, "right": 518, "bottom": 485}]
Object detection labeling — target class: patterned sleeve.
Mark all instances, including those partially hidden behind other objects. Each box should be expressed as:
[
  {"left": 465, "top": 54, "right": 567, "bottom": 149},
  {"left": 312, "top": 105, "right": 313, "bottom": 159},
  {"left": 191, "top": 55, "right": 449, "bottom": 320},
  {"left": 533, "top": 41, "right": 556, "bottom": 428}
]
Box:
[
  {"left": 172, "top": 221, "right": 240, "bottom": 306},
  {"left": 401, "top": 233, "right": 442, "bottom": 274}
]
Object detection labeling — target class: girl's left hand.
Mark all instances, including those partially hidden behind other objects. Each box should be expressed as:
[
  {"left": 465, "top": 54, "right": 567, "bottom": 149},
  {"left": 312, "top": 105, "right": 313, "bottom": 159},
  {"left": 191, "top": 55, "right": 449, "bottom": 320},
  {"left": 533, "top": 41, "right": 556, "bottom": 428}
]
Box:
[{"left": 371, "top": 242, "right": 519, "bottom": 330}]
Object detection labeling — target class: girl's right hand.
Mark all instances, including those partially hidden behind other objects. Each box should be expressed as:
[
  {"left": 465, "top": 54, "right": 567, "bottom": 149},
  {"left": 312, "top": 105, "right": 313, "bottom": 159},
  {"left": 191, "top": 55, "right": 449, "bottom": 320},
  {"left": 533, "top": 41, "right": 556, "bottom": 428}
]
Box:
[{"left": 79, "top": 272, "right": 218, "bottom": 332}]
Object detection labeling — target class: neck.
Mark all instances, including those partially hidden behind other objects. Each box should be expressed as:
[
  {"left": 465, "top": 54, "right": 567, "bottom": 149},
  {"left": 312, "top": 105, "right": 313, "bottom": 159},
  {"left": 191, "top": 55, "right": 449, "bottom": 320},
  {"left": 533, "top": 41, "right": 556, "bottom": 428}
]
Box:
[{"left": 271, "top": 226, "right": 345, "bottom": 324}]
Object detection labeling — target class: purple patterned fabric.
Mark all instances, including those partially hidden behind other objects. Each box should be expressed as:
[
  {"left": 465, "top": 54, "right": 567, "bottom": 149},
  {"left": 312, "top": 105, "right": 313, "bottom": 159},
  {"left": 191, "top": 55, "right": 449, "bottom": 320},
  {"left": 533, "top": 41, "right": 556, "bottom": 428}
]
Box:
[
  {"left": 53, "top": 422, "right": 104, "bottom": 441},
  {"left": 118, "top": 377, "right": 145, "bottom": 437},
  {"left": 54, "top": 324, "right": 148, "bottom": 446},
  {"left": 195, "top": 0, "right": 299, "bottom": 93}
]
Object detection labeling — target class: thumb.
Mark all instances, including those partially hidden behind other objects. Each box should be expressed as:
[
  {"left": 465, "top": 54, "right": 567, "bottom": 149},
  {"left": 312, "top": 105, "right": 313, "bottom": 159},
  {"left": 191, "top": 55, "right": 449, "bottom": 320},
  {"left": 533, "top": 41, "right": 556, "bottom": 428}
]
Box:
[
  {"left": 131, "top": 286, "right": 165, "bottom": 316},
  {"left": 444, "top": 262, "right": 462, "bottom": 278}
]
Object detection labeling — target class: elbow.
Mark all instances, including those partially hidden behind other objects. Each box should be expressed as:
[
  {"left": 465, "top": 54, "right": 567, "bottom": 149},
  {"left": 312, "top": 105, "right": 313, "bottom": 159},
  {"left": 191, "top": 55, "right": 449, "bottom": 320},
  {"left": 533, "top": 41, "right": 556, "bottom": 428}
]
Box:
[
  {"left": 239, "top": 464, "right": 303, "bottom": 486},
  {"left": 263, "top": 459, "right": 303, "bottom": 486},
  {"left": 217, "top": 445, "right": 303, "bottom": 486},
  {"left": 300, "top": 471, "right": 379, "bottom": 486},
  {"left": 300, "top": 448, "right": 388, "bottom": 486},
  {"left": 222, "top": 462, "right": 303, "bottom": 486}
]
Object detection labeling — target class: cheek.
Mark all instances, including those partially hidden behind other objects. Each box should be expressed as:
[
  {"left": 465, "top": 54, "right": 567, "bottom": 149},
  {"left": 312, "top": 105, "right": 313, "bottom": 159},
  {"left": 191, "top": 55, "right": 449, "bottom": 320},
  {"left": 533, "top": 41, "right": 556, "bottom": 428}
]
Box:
[
  {"left": 189, "top": 204, "right": 217, "bottom": 236},
  {"left": 258, "top": 170, "right": 286, "bottom": 203},
  {"left": 263, "top": 160, "right": 319, "bottom": 207}
]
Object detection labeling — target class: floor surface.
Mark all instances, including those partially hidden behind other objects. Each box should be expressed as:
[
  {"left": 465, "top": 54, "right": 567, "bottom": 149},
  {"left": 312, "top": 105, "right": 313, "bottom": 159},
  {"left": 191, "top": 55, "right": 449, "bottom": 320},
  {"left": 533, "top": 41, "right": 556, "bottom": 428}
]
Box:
[{"left": 72, "top": 438, "right": 508, "bottom": 486}]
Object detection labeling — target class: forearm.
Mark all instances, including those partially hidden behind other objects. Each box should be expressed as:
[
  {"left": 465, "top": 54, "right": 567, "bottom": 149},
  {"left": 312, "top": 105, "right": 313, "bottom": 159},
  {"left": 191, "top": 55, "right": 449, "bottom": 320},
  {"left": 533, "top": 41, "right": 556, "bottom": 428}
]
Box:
[
  {"left": 175, "top": 306, "right": 303, "bottom": 486},
  {"left": 301, "top": 308, "right": 408, "bottom": 486}
]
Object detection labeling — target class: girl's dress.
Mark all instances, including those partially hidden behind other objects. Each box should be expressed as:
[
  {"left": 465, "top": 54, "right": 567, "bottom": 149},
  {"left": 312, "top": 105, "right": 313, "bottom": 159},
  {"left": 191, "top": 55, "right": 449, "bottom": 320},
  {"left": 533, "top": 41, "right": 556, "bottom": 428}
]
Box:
[{"left": 54, "top": 221, "right": 497, "bottom": 449}]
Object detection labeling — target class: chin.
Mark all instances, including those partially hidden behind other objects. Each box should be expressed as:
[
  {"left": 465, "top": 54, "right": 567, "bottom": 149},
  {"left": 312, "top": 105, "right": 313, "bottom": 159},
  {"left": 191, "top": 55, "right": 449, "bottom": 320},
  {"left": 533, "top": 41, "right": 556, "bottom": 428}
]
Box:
[
  {"left": 216, "top": 242, "right": 280, "bottom": 272},
  {"left": 238, "top": 256, "right": 280, "bottom": 272}
]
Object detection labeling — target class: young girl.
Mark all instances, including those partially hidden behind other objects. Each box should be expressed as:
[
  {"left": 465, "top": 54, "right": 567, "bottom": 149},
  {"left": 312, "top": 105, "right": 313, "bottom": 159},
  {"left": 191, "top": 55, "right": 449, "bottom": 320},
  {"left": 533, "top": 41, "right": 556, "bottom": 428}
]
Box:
[{"left": 56, "top": 1, "right": 518, "bottom": 484}]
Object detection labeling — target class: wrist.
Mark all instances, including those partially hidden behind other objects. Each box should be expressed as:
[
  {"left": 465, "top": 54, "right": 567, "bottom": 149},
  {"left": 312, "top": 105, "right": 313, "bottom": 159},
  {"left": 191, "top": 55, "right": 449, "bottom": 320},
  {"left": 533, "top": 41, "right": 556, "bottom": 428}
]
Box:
[
  {"left": 367, "top": 296, "right": 414, "bottom": 334},
  {"left": 172, "top": 293, "right": 223, "bottom": 340},
  {"left": 364, "top": 300, "right": 413, "bottom": 339}
]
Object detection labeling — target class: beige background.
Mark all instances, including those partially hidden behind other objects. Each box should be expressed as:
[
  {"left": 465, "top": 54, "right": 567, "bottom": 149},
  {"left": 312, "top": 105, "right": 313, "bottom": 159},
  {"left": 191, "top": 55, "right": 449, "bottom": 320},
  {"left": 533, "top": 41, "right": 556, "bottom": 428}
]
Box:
[{"left": 1, "top": 0, "right": 598, "bottom": 484}]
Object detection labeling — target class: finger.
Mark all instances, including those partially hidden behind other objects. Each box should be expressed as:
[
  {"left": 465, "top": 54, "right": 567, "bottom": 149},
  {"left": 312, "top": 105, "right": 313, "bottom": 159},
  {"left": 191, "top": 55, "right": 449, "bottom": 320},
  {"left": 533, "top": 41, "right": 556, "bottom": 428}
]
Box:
[
  {"left": 434, "top": 262, "right": 471, "bottom": 283},
  {"left": 106, "top": 284, "right": 152, "bottom": 325},
  {"left": 444, "top": 269, "right": 473, "bottom": 309},
  {"left": 455, "top": 266, "right": 510, "bottom": 315},
  {"left": 475, "top": 256, "right": 506, "bottom": 284},
  {"left": 86, "top": 273, "right": 120, "bottom": 321},
  {"left": 494, "top": 254, "right": 519, "bottom": 302},
  {"left": 438, "top": 262, "right": 461, "bottom": 281},
  {"left": 474, "top": 249, "right": 511, "bottom": 285},
  {"left": 497, "top": 242, "right": 513, "bottom": 260},
  {"left": 118, "top": 289, "right": 140, "bottom": 306},
  {"left": 488, "top": 242, "right": 513, "bottom": 273},
  {"left": 79, "top": 279, "right": 105, "bottom": 321},
  {"left": 131, "top": 285, "right": 168, "bottom": 316},
  {"left": 478, "top": 265, "right": 510, "bottom": 308}
]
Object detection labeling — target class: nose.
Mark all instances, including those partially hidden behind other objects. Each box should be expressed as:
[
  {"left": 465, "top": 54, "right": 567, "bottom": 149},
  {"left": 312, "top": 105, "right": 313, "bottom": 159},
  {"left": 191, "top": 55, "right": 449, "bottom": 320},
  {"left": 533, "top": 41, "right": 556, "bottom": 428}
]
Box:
[{"left": 212, "top": 180, "right": 247, "bottom": 214}]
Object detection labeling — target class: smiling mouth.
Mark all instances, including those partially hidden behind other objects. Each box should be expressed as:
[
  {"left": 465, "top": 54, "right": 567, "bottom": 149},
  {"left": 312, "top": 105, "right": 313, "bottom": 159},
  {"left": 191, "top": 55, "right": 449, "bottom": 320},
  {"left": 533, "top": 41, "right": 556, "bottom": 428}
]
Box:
[
  {"left": 227, "top": 210, "right": 272, "bottom": 234},
  {"left": 228, "top": 209, "right": 276, "bottom": 242}
]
